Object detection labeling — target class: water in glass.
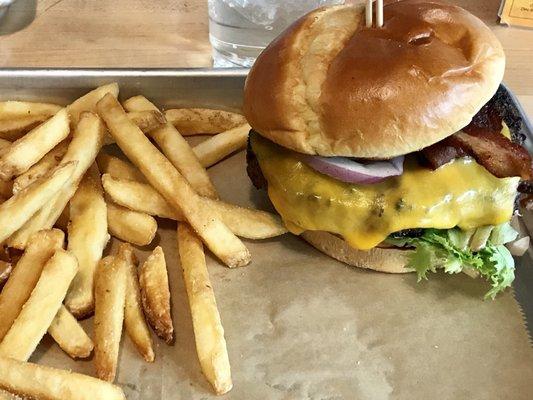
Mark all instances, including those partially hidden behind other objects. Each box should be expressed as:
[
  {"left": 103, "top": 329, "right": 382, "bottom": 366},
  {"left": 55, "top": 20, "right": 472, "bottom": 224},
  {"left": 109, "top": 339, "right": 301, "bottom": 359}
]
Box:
[{"left": 209, "top": 0, "right": 345, "bottom": 67}]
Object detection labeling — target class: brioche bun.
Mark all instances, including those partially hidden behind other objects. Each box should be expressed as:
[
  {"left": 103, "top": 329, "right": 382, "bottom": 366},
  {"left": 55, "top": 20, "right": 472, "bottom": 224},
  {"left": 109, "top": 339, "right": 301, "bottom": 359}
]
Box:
[
  {"left": 302, "top": 231, "right": 413, "bottom": 273},
  {"left": 244, "top": 1, "right": 505, "bottom": 158}
]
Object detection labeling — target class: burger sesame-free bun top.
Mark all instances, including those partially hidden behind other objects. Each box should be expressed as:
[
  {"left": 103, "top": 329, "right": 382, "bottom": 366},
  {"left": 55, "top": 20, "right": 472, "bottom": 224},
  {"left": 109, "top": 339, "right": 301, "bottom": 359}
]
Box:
[{"left": 243, "top": 1, "right": 505, "bottom": 158}]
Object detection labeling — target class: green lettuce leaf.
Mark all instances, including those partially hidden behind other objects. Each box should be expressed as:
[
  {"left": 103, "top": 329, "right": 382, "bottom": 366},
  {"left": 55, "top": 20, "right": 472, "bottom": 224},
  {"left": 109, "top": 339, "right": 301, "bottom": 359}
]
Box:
[{"left": 387, "top": 228, "right": 516, "bottom": 299}]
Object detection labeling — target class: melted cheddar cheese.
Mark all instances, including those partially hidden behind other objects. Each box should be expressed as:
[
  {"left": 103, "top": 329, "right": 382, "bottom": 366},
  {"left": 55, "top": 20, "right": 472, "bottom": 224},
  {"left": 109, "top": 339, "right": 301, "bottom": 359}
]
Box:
[{"left": 251, "top": 134, "right": 520, "bottom": 250}]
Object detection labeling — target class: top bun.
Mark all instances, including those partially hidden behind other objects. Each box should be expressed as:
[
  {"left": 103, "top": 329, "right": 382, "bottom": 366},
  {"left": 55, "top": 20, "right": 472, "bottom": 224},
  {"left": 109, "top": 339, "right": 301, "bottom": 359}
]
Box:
[{"left": 243, "top": 1, "right": 505, "bottom": 158}]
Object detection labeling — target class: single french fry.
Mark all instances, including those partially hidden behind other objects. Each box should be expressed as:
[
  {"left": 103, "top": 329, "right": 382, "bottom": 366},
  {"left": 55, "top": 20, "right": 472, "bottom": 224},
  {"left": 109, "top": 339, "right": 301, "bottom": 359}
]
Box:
[
  {"left": 7, "top": 111, "right": 105, "bottom": 249},
  {"left": 123, "top": 95, "right": 218, "bottom": 199},
  {"left": 0, "top": 249, "right": 78, "bottom": 361},
  {"left": 0, "top": 115, "right": 51, "bottom": 141},
  {"left": 139, "top": 246, "right": 173, "bottom": 343},
  {"left": 194, "top": 124, "right": 250, "bottom": 168},
  {"left": 178, "top": 223, "right": 232, "bottom": 395},
  {"left": 0, "top": 229, "right": 64, "bottom": 340},
  {"left": 0, "top": 108, "right": 70, "bottom": 180},
  {"left": 0, "top": 357, "right": 126, "bottom": 400},
  {"left": 98, "top": 94, "right": 250, "bottom": 268},
  {"left": 164, "top": 108, "right": 247, "bottom": 135},
  {"left": 96, "top": 152, "right": 146, "bottom": 182},
  {"left": 94, "top": 256, "right": 127, "bottom": 382},
  {"left": 102, "top": 174, "right": 287, "bottom": 239},
  {"left": 0, "top": 261, "right": 12, "bottom": 288},
  {"left": 67, "top": 83, "right": 119, "bottom": 126},
  {"left": 0, "top": 162, "right": 75, "bottom": 244},
  {"left": 106, "top": 200, "right": 157, "bottom": 246},
  {"left": 12, "top": 140, "right": 69, "bottom": 193},
  {"left": 65, "top": 164, "right": 109, "bottom": 318},
  {"left": 126, "top": 110, "right": 166, "bottom": 133},
  {"left": 48, "top": 305, "right": 94, "bottom": 359},
  {"left": 119, "top": 243, "right": 155, "bottom": 362},
  {"left": 0, "top": 101, "right": 62, "bottom": 119}
]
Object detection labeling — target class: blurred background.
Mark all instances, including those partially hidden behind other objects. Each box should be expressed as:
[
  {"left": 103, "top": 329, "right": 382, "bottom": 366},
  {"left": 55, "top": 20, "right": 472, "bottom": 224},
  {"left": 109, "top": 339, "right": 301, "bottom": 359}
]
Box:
[{"left": 0, "top": 0, "right": 531, "bottom": 112}]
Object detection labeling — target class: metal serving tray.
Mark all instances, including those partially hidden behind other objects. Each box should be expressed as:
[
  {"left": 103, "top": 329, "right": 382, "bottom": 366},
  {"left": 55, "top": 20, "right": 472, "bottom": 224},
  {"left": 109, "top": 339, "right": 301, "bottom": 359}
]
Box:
[{"left": 0, "top": 69, "right": 531, "bottom": 399}]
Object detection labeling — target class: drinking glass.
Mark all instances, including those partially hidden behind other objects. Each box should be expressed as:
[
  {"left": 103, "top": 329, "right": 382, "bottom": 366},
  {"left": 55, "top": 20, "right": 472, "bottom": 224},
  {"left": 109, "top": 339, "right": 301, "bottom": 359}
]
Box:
[{"left": 208, "top": 0, "right": 345, "bottom": 67}]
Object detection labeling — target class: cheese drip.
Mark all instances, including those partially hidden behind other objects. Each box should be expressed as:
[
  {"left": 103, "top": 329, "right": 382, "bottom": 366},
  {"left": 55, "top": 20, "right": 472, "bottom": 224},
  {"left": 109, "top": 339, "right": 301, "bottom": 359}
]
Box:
[{"left": 251, "top": 134, "right": 520, "bottom": 250}]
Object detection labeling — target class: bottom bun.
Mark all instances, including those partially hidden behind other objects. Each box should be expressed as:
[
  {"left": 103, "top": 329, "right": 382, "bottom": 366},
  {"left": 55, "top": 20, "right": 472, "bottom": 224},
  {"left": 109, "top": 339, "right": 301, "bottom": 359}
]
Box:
[{"left": 301, "top": 231, "right": 414, "bottom": 274}]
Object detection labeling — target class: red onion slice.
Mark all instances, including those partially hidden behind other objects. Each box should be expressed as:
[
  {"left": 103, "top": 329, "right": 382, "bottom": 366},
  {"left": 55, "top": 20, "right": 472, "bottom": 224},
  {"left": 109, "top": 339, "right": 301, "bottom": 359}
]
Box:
[{"left": 303, "top": 155, "right": 404, "bottom": 184}]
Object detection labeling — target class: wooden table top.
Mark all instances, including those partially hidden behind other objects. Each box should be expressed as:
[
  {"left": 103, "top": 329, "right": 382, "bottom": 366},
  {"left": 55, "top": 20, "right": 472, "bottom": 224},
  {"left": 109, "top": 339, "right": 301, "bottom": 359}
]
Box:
[{"left": 1, "top": 0, "right": 532, "bottom": 117}]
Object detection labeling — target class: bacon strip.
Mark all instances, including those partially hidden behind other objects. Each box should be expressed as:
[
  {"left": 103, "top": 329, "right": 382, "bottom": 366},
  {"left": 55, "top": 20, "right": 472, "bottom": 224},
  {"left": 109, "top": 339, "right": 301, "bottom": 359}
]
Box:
[{"left": 421, "top": 130, "right": 533, "bottom": 180}]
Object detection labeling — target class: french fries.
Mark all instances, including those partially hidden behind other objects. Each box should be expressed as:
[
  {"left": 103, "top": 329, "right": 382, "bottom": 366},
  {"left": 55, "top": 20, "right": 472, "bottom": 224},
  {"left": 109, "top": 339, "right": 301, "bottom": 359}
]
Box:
[
  {"left": 12, "top": 140, "right": 69, "bottom": 193},
  {"left": 106, "top": 201, "right": 157, "bottom": 246},
  {"left": 119, "top": 243, "right": 155, "bottom": 362},
  {"left": 101, "top": 173, "right": 287, "bottom": 239},
  {"left": 139, "top": 246, "right": 173, "bottom": 343},
  {"left": 65, "top": 163, "right": 109, "bottom": 318},
  {"left": 127, "top": 110, "right": 166, "bottom": 133},
  {"left": 96, "top": 152, "right": 147, "bottom": 182},
  {"left": 178, "top": 224, "right": 232, "bottom": 395},
  {"left": 48, "top": 305, "right": 94, "bottom": 359},
  {"left": 7, "top": 111, "right": 105, "bottom": 249},
  {"left": 0, "top": 261, "right": 12, "bottom": 288},
  {"left": 94, "top": 256, "right": 127, "bottom": 382},
  {"left": 0, "top": 101, "right": 62, "bottom": 118},
  {"left": 0, "top": 229, "right": 64, "bottom": 340},
  {"left": 194, "top": 123, "right": 250, "bottom": 168},
  {"left": 0, "top": 357, "right": 126, "bottom": 400},
  {"left": 0, "top": 250, "right": 78, "bottom": 361},
  {"left": 164, "top": 108, "right": 247, "bottom": 135},
  {"left": 0, "top": 139, "right": 10, "bottom": 149},
  {"left": 0, "top": 162, "right": 75, "bottom": 244},
  {"left": 97, "top": 94, "right": 250, "bottom": 268},
  {"left": 0, "top": 114, "right": 50, "bottom": 141},
  {"left": 123, "top": 95, "right": 218, "bottom": 199},
  {"left": 0, "top": 108, "right": 70, "bottom": 180},
  {"left": 67, "top": 83, "right": 119, "bottom": 125}
]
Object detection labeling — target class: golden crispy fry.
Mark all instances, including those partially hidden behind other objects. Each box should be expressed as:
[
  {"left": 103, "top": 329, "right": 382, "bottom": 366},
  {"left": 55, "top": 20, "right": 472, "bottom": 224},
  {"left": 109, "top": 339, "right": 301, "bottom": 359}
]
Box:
[
  {"left": 48, "top": 305, "right": 94, "bottom": 359},
  {"left": 0, "top": 115, "right": 50, "bottom": 141},
  {"left": 178, "top": 224, "right": 232, "bottom": 395},
  {"left": 7, "top": 112, "right": 105, "bottom": 249},
  {"left": 123, "top": 96, "right": 217, "bottom": 199},
  {"left": 0, "top": 229, "right": 64, "bottom": 340},
  {"left": 67, "top": 83, "right": 119, "bottom": 126},
  {"left": 12, "top": 140, "right": 69, "bottom": 193},
  {"left": 0, "top": 108, "right": 70, "bottom": 180},
  {"left": 98, "top": 94, "right": 250, "bottom": 268},
  {"left": 139, "top": 246, "right": 173, "bottom": 343},
  {"left": 65, "top": 164, "right": 109, "bottom": 318},
  {"left": 0, "top": 101, "right": 62, "bottom": 119},
  {"left": 96, "top": 152, "right": 147, "bottom": 182},
  {"left": 0, "top": 261, "right": 12, "bottom": 288},
  {"left": 0, "top": 250, "right": 78, "bottom": 361},
  {"left": 194, "top": 123, "right": 250, "bottom": 168},
  {"left": 0, "top": 356, "right": 126, "bottom": 400},
  {"left": 119, "top": 243, "right": 155, "bottom": 362},
  {"left": 164, "top": 107, "right": 247, "bottom": 135},
  {"left": 101, "top": 174, "right": 287, "bottom": 239},
  {"left": 127, "top": 110, "right": 166, "bottom": 133},
  {"left": 0, "top": 162, "right": 75, "bottom": 245},
  {"left": 106, "top": 200, "right": 157, "bottom": 246},
  {"left": 94, "top": 256, "right": 127, "bottom": 382}
]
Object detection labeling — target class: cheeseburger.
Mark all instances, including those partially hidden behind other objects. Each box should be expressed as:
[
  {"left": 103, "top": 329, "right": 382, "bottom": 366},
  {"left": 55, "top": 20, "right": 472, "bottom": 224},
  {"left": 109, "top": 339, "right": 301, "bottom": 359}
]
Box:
[{"left": 244, "top": 0, "right": 532, "bottom": 297}]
